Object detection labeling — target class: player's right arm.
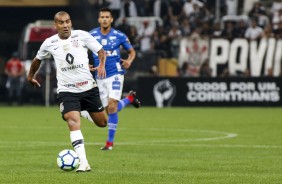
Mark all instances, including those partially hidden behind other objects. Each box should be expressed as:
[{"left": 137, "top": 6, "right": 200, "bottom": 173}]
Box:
[{"left": 27, "top": 57, "right": 41, "bottom": 88}]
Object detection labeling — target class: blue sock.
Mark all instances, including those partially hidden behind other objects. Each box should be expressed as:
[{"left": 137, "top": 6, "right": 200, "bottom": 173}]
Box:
[
  {"left": 107, "top": 112, "right": 118, "bottom": 143},
  {"left": 117, "top": 98, "right": 131, "bottom": 112}
]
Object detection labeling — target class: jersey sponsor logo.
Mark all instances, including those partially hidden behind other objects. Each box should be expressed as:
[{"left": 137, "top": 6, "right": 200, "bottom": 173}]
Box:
[
  {"left": 93, "top": 49, "right": 118, "bottom": 56},
  {"left": 109, "top": 36, "right": 116, "bottom": 40},
  {"left": 61, "top": 64, "right": 83, "bottom": 72},
  {"left": 63, "top": 81, "right": 89, "bottom": 88},
  {"left": 112, "top": 80, "right": 121, "bottom": 90},
  {"left": 105, "top": 50, "right": 118, "bottom": 56},
  {"left": 76, "top": 81, "right": 88, "bottom": 87}
]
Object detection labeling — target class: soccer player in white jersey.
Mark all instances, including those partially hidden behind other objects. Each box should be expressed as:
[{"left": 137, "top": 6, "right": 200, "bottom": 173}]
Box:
[
  {"left": 27, "top": 11, "right": 107, "bottom": 172},
  {"left": 81, "top": 7, "right": 141, "bottom": 151}
]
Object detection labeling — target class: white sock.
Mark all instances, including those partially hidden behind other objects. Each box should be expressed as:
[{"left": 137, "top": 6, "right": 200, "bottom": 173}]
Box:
[
  {"left": 81, "top": 111, "right": 94, "bottom": 123},
  {"left": 70, "top": 130, "right": 88, "bottom": 164}
]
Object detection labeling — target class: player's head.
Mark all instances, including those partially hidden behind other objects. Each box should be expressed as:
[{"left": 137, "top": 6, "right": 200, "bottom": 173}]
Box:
[
  {"left": 98, "top": 7, "right": 113, "bottom": 29},
  {"left": 54, "top": 11, "right": 72, "bottom": 39}
]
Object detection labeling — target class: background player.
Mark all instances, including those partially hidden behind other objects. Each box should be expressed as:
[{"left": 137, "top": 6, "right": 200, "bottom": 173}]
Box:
[
  {"left": 81, "top": 7, "right": 140, "bottom": 151},
  {"left": 27, "top": 11, "right": 107, "bottom": 172}
]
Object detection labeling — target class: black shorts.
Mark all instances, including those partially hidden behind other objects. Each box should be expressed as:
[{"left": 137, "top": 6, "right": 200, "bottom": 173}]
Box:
[{"left": 57, "top": 87, "right": 104, "bottom": 116}]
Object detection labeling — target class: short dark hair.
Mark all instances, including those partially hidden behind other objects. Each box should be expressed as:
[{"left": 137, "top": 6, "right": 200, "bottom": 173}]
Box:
[
  {"left": 99, "top": 7, "right": 113, "bottom": 17},
  {"left": 54, "top": 11, "right": 70, "bottom": 22}
]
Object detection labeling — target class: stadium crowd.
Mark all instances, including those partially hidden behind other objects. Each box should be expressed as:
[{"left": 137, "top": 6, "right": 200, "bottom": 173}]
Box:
[{"left": 90, "top": 0, "right": 282, "bottom": 77}]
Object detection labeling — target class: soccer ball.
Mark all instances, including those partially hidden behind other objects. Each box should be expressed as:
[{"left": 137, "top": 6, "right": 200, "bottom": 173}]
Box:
[{"left": 57, "top": 149, "right": 79, "bottom": 171}]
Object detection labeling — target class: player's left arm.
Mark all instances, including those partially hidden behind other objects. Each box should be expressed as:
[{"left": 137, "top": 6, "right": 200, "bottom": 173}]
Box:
[
  {"left": 121, "top": 48, "right": 136, "bottom": 69},
  {"left": 120, "top": 34, "right": 136, "bottom": 69}
]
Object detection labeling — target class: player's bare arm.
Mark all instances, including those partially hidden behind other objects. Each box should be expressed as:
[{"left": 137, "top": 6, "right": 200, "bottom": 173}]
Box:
[
  {"left": 121, "top": 48, "right": 136, "bottom": 69},
  {"left": 27, "top": 57, "right": 41, "bottom": 88},
  {"left": 94, "top": 48, "right": 107, "bottom": 78}
]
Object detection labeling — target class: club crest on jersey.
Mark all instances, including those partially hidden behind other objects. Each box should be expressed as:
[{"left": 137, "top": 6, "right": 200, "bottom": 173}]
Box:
[
  {"left": 101, "top": 39, "right": 107, "bottom": 45},
  {"left": 72, "top": 40, "right": 79, "bottom": 48}
]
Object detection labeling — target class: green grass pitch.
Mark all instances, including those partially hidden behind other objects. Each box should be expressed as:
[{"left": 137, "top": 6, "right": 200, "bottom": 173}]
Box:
[{"left": 0, "top": 106, "right": 282, "bottom": 184}]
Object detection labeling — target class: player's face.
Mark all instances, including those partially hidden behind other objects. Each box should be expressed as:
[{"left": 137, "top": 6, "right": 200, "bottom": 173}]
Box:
[
  {"left": 54, "top": 14, "right": 72, "bottom": 39},
  {"left": 98, "top": 11, "right": 113, "bottom": 29}
]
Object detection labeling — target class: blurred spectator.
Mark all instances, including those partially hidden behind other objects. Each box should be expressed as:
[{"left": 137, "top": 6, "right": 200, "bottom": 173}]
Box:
[
  {"left": 133, "top": 0, "right": 151, "bottom": 16},
  {"left": 188, "top": 3, "right": 203, "bottom": 30},
  {"left": 225, "top": 0, "right": 238, "bottom": 16},
  {"left": 221, "top": 21, "right": 236, "bottom": 41},
  {"left": 120, "top": 0, "right": 138, "bottom": 18},
  {"left": 201, "top": 22, "right": 213, "bottom": 38},
  {"left": 168, "top": 0, "right": 184, "bottom": 22},
  {"left": 183, "top": 0, "right": 204, "bottom": 18},
  {"left": 244, "top": 19, "right": 264, "bottom": 40},
  {"left": 151, "top": 30, "right": 161, "bottom": 51},
  {"left": 107, "top": 0, "right": 121, "bottom": 21},
  {"left": 179, "top": 62, "right": 193, "bottom": 77},
  {"left": 4, "top": 52, "right": 25, "bottom": 105},
  {"left": 201, "top": 4, "right": 215, "bottom": 25},
  {"left": 149, "top": 65, "right": 159, "bottom": 76},
  {"left": 199, "top": 59, "right": 212, "bottom": 77},
  {"left": 137, "top": 20, "right": 155, "bottom": 52},
  {"left": 212, "top": 22, "right": 222, "bottom": 38},
  {"left": 233, "top": 19, "right": 247, "bottom": 38},
  {"left": 271, "top": 0, "right": 282, "bottom": 14},
  {"left": 219, "top": 67, "right": 230, "bottom": 77},
  {"left": 248, "top": 2, "right": 268, "bottom": 28},
  {"left": 168, "top": 22, "right": 182, "bottom": 58},
  {"left": 154, "top": 0, "right": 170, "bottom": 28},
  {"left": 128, "top": 25, "right": 140, "bottom": 49},
  {"left": 180, "top": 18, "right": 192, "bottom": 36},
  {"left": 274, "top": 21, "right": 282, "bottom": 39},
  {"left": 153, "top": 25, "right": 171, "bottom": 57},
  {"left": 272, "top": 9, "right": 282, "bottom": 34},
  {"left": 116, "top": 17, "right": 131, "bottom": 36},
  {"left": 262, "top": 24, "right": 274, "bottom": 38},
  {"left": 248, "top": 2, "right": 266, "bottom": 19}
]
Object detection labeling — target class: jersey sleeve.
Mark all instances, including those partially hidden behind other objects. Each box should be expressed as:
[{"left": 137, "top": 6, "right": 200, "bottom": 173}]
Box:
[
  {"left": 80, "top": 30, "right": 103, "bottom": 53},
  {"left": 120, "top": 33, "right": 133, "bottom": 51},
  {"left": 36, "top": 39, "right": 50, "bottom": 60}
]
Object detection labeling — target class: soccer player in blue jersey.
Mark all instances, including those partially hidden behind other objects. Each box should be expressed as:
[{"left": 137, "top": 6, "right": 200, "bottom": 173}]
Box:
[{"left": 81, "top": 7, "right": 141, "bottom": 150}]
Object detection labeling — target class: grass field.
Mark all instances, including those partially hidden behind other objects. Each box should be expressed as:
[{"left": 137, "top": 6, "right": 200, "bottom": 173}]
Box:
[{"left": 0, "top": 106, "right": 282, "bottom": 184}]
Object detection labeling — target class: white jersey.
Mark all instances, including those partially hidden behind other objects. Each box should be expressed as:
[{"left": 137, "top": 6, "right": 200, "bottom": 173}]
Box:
[{"left": 36, "top": 30, "right": 103, "bottom": 93}]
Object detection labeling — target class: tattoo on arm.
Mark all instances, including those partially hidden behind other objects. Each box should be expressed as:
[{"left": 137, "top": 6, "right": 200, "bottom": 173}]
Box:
[{"left": 98, "top": 49, "right": 106, "bottom": 65}]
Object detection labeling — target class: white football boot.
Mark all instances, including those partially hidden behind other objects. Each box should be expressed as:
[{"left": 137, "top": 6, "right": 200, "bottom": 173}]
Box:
[{"left": 76, "top": 163, "right": 91, "bottom": 172}]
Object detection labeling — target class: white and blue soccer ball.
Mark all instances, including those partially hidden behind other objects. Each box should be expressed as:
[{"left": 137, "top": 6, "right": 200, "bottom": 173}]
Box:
[{"left": 57, "top": 149, "right": 79, "bottom": 171}]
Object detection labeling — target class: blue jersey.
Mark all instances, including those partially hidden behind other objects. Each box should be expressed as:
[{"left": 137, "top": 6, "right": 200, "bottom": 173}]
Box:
[{"left": 89, "top": 27, "right": 133, "bottom": 78}]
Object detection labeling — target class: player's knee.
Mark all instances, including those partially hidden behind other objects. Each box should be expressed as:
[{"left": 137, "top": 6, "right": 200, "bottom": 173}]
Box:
[
  {"left": 97, "top": 119, "right": 107, "bottom": 127},
  {"left": 107, "top": 105, "right": 117, "bottom": 114}
]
